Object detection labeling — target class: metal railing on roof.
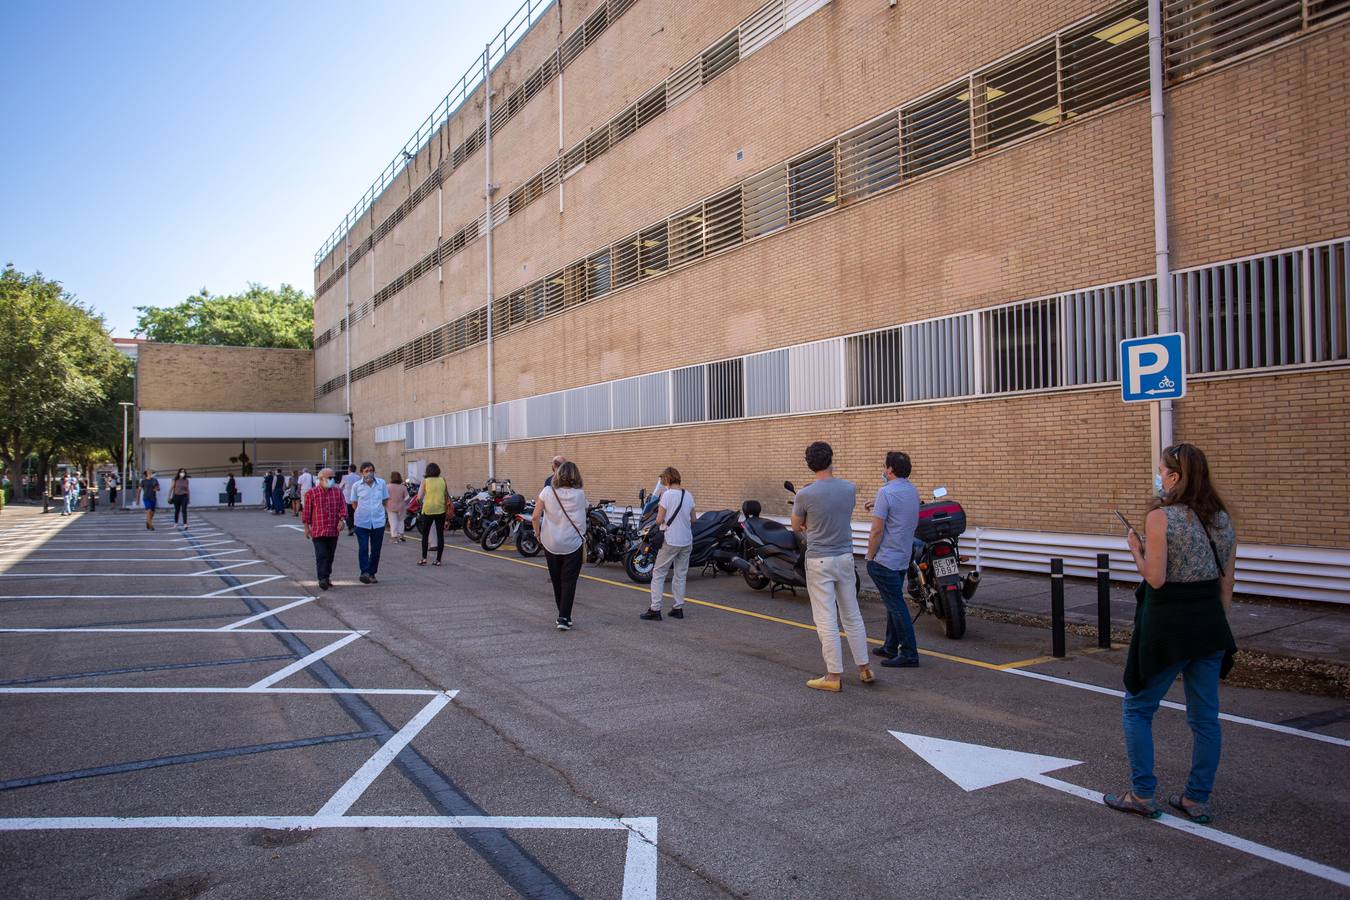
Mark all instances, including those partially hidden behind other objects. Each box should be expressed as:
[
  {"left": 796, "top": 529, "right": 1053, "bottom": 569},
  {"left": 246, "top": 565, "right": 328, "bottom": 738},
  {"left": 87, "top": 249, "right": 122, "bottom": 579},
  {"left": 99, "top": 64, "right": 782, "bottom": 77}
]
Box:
[{"left": 313, "top": 0, "right": 557, "bottom": 267}]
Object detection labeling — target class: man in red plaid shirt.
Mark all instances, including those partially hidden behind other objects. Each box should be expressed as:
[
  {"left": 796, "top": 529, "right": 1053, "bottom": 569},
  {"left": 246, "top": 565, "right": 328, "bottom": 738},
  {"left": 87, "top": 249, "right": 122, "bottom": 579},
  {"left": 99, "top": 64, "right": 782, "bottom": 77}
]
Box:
[{"left": 301, "top": 467, "right": 347, "bottom": 590}]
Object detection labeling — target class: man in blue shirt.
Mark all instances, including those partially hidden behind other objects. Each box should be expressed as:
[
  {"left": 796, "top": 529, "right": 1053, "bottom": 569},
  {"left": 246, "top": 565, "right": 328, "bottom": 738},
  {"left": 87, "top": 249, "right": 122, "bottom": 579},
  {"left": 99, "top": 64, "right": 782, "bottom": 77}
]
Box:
[
  {"left": 350, "top": 461, "right": 390, "bottom": 584},
  {"left": 865, "top": 451, "right": 921, "bottom": 667}
]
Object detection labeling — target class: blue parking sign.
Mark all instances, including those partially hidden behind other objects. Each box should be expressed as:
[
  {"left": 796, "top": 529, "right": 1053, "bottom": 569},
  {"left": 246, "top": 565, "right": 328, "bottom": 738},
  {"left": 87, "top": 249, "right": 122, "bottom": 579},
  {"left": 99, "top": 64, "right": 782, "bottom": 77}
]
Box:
[{"left": 1119, "top": 332, "right": 1186, "bottom": 403}]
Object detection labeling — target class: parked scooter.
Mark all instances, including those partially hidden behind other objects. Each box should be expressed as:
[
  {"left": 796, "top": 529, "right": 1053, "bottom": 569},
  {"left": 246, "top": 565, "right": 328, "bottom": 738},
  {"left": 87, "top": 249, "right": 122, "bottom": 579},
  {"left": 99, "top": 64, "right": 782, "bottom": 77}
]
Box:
[
  {"left": 731, "top": 481, "right": 861, "bottom": 597},
  {"left": 623, "top": 499, "right": 741, "bottom": 585},
  {"left": 907, "top": 487, "right": 979, "bottom": 640}
]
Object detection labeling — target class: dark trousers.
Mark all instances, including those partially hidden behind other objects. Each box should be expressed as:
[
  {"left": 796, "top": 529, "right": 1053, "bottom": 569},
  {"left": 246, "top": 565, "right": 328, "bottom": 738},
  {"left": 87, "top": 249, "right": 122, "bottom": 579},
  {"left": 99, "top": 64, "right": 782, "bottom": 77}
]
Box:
[
  {"left": 171, "top": 496, "right": 188, "bottom": 525},
  {"left": 418, "top": 512, "right": 445, "bottom": 561},
  {"left": 545, "top": 547, "right": 583, "bottom": 620},
  {"left": 355, "top": 526, "right": 384, "bottom": 576},
  {"left": 345, "top": 504, "right": 356, "bottom": 532},
  {"left": 312, "top": 535, "right": 338, "bottom": 582},
  {"left": 867, "top": 560, "right": 919, "bottom": 661},
  {"left": 263, "top": 487, "right": 273, "bottom": 511},
  {"left": 227, "top": 491, "right": 236, "bottom": 508},
  {"left": 272, "top": 489, "right": 285, "bottom": 513}
]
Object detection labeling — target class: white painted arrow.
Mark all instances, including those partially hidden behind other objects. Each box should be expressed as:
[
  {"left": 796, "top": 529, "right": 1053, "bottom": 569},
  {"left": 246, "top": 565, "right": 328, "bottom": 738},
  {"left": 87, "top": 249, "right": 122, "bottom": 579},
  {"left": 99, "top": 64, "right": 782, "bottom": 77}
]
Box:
[
  {"left": 890, "top": 731, "right": 1350, "bottom": 888},
  {"left": 275, "top": 524, "right": 304, "bottom": 532}
]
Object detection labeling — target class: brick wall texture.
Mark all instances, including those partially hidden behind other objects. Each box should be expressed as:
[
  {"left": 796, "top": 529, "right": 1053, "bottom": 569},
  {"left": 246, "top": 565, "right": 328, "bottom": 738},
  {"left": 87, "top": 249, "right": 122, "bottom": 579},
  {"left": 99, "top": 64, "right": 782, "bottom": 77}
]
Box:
[
  {"left": 138, "top": 343, "right": 315, "bottom": 413},
  {"left": 314, "top": 3, "right": 1350, "bottom": 550}
]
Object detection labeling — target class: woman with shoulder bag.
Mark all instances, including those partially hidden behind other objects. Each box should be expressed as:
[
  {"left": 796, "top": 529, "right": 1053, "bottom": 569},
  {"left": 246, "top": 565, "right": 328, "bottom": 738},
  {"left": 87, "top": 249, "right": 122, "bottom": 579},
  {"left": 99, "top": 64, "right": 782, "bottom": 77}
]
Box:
[
  {"left": 640, "top": 466, "right": 695, "bottom": 621},
  {"left": 170, "top": 469, "right": 191, "bottom": 526},
  {"left": 1105, "top": 443, "right": 1237, "bottom": 825},
  {"left": 532, "top": 461, "right": 587, "bottom": 631},
  {"left": 414, "top": 464, "right": 448, "bottom": 564}
]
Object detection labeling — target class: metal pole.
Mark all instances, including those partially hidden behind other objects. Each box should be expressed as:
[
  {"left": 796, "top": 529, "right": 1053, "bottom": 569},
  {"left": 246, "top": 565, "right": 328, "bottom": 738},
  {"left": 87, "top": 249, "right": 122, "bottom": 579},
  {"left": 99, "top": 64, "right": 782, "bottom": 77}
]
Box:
[
  {"left": 1050, "top": 557, "right": 1066, "bottom": 658},
  {"left": 483, "top": 43, "right": 497, "bottom": 481},
  {"left": 343, "top": 231, "right": 353, "bottom": 469},
  {"left": 1096, "top": 553, "right": 1112, "bottom": 649},
  {"left": 120, "top": 402, "right": 129, "bottom": 508},
  {"left": 1147, "top": 0, "right": 1174, "bottom": 466}
]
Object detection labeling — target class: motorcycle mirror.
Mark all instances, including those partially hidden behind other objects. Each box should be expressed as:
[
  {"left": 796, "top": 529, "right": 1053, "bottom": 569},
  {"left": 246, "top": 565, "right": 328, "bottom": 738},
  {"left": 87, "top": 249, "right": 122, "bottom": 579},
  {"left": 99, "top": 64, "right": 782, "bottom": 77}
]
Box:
[
  {"left": 933, "top": 486, "right": 949, "bottom": 499},
  {"left": 783, "top": 480, "right": 796, "bottom": 494}
]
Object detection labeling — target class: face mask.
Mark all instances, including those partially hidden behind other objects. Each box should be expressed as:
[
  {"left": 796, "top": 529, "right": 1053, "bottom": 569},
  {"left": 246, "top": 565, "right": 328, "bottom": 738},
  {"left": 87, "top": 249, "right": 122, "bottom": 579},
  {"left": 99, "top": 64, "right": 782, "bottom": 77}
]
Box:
[
  {"left": 363, "top": 472, "right": 374, "bottom": 484},
  {"left": 1154, "top": 473, "right": 1166, "bottom": 498}
]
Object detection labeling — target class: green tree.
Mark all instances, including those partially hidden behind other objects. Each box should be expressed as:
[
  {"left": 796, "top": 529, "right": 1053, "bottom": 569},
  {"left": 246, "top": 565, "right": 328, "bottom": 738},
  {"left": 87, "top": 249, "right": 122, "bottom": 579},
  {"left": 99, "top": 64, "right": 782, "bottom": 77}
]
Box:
[
  {"left": 0, "top": 265, "right": 128, "bottom": 497},
  {"left": 136, "top": 283, "right": 314, "bottom": 349}
]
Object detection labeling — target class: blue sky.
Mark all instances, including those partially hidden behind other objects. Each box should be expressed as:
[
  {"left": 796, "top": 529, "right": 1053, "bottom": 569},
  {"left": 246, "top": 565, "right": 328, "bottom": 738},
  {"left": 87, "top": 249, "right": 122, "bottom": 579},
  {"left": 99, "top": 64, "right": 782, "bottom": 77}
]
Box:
[{"left": 1, "top": 0, "right": 514, "bottom": 336}]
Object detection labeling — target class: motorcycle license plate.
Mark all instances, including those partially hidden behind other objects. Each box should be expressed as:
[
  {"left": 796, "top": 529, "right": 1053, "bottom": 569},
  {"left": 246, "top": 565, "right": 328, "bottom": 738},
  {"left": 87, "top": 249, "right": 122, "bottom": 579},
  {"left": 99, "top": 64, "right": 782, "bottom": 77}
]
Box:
[{"left": 932, "top": 556, "right": 960, "bottom": 578}]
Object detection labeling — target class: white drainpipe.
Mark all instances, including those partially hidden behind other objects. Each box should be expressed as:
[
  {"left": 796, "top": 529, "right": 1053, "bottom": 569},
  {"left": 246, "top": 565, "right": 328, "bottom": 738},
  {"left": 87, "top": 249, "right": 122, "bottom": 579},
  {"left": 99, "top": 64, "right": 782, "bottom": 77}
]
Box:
[
  {"left": 1147, "top": 0, "right": 1175, "bottom": 463},
  {"left": 483, "top": 43, "right": 497, "bottom": 480}
]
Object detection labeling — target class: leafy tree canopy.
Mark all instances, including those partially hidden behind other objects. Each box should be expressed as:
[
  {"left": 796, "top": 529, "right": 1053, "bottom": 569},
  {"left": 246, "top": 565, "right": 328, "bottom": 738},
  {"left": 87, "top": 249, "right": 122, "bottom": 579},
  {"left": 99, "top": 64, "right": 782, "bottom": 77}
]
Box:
[
  {"left": 136, "top": 283, "right": 313, "bottom": 349},
  {"left": 0, "top": 264, "right": 129, "bottom": 487}
]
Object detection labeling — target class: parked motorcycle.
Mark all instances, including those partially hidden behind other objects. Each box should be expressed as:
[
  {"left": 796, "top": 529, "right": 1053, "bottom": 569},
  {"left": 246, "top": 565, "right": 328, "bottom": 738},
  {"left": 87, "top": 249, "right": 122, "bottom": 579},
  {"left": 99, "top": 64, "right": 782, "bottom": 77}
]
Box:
[
  {"left": 461, "top": 479, "right": 511, "bottom": 543},
  {"left": 623, "top": 502, "right": 741, "bottom": 585},
  {"left": 480, "top": 492, "right": 534, "bottom": 553},
  {"left": 401, "top": 479, "right": 422, "bottom": 533},
  {"left": 584, "top": 499, "right": 629, "bottom": 567},
  {"left": 907, "top": 487, "right": 979, "bottom": 640},
  {"left": 731, "top": 481, "right": 860, "bottom": 597}
]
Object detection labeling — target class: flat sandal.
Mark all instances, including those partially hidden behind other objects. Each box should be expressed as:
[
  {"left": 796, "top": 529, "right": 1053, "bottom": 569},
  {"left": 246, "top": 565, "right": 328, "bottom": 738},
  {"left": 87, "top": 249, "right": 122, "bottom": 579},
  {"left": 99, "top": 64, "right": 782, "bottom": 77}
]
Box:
[{"left": 1104, "top": 791, "right": 1161, "bottom": 819}]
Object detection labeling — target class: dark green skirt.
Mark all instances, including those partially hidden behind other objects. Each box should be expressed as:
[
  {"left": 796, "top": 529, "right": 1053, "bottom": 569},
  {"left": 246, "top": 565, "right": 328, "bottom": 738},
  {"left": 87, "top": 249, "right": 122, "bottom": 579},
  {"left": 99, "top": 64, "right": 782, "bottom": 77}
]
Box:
[{"left": 1124, "top": 578, "right": 1236, "bottom": 695}]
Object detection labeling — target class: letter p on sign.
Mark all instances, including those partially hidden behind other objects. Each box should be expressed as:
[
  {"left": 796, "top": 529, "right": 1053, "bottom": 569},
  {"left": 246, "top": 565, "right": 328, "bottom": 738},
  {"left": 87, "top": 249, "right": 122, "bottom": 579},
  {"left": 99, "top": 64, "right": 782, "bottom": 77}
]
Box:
[{"left": 1119, "top": 333, "right": 1186, "bottom": 403}]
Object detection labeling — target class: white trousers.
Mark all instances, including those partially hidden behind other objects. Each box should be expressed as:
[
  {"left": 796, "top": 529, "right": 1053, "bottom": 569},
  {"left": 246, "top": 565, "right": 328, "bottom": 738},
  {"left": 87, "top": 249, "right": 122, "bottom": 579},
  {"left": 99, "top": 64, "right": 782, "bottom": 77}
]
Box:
[
  {"left": 805, "top": 553, "right": 868, "bottom": 673},
  {"left": 650, "top": 542, "right": 692, "bottom": 610},
  {"left": 389, "top": 506, "right": 406, "bottom": 538}
]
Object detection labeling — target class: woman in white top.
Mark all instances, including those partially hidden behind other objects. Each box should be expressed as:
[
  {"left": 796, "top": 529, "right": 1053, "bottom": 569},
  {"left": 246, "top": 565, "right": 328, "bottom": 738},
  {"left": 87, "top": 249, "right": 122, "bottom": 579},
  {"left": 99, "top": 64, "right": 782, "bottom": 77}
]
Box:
[
  {"left": 532, "top": 460, "right": 588, "bottom": 630},
  {"left": 641, "top": 466, "right": 695, "bottom": 621}
]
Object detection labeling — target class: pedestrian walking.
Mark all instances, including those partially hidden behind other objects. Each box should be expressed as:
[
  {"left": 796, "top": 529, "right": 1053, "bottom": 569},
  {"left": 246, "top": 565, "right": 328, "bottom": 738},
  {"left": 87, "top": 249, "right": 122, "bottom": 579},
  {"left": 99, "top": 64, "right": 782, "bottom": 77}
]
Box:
[
  {"left": 262, "top": 470, "right": 275, "bottom": 512},
  {"left": 137, "top": 470, "right": 159, "bottom": 530},
  {"left": 271, "top": 469, "right": 286, "bottom": 515},
  {"left": 641, "top": 467, "right": 695, "bottom": 621},
  {"left": 225, "top": 474, "right": 238, "bottom": 509},
  {"left": 107, "top": 473, "right": 119, "bottom": 509},
  {"left": 340, "top": 464, "right": 360, "bottom": 534},
  {"left": 288, "top": 469, "right": 302, "bottom": 516},
  {"left": 792, "top": 441, "right": 873, "bottom": 692},
  {"left": 350, "top": 462, "right": 390, "bottom": 584},
  {"left": 414, "top": 464, "right": 448, "bottom": 565},
  {"left": 386, "top": 472, "right": 409, "bottom": 544},
  {"left": 532, "top": 460, "right": 587, "bottom": 631},
  {"left": 170, "top": 469, "right": 191, "bottom": 526},
  {"left": 864, "top": 451, "right": 922, "bottom": 669},
  {"left": 302, "top": 467, "right": 346, "bottom": 590},
  {"left": 1106, "top": 443, "right": 1237, "bottom": 824},
  {"left": 59, "top": 474, "right": 73, "bottom": 516},
  {"left": 298, "top": 467, "right": 315, "bottom": 511}
]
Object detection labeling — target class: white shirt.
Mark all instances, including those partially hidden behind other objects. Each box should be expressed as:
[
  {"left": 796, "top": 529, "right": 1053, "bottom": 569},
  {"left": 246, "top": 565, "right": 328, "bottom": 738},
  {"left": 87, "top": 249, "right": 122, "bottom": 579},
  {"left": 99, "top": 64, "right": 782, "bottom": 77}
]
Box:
[
  {"left": 298, "top": 471, "right": 314, "bottom": 492},
  {"left": 658, "top": 488, "right": 694, "bottom": 548},
  {"left": 340, "top": 472, "right": 361, "bottom": 502},
  {"left": 536, "top": 486, "right": 587, "bottom": 555}
]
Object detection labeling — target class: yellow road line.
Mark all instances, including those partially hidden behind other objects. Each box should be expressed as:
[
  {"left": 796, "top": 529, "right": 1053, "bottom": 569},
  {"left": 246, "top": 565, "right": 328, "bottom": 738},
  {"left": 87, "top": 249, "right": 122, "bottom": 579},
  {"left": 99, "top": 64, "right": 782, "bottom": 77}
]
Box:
[{"left": 447, "top": 543, "right": 1045, "bottom": 673}]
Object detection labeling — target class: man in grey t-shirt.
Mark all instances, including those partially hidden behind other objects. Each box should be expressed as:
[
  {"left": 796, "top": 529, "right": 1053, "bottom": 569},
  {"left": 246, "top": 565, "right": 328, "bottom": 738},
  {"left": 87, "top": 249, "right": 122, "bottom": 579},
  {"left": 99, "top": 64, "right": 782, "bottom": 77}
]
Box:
[
  {"left": 791, "top": 441, "right": 873, "bottom": 692},
  {"left": 865, "top": 451, "right": 921, "bottom": 667}
]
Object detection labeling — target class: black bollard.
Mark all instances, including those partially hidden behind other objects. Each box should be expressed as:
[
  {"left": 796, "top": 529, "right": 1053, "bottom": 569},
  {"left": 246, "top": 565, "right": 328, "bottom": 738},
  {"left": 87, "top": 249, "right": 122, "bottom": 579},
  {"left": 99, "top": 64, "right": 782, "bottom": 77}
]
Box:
[
  {"left": 1051, "top": 557, "right": 1066, "bottom": 658},
  {"left": 1096, "top": 553, "right": 1112, "bottom": 649}
]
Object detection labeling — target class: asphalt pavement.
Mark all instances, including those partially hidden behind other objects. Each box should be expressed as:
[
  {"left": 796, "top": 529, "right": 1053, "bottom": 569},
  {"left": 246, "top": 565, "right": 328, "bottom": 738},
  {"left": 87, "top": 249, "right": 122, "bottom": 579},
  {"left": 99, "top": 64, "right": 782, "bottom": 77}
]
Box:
[{"left": 0, "top": 504, "right": 1347, "bottom": 898}]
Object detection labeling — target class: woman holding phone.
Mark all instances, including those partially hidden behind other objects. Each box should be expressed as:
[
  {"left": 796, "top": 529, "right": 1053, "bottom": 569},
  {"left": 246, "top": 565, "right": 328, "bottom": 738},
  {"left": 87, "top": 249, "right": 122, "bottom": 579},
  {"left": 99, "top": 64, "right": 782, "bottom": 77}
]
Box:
[{"left": 1104, "top": 443, "right": 1237, "bottom": 824}]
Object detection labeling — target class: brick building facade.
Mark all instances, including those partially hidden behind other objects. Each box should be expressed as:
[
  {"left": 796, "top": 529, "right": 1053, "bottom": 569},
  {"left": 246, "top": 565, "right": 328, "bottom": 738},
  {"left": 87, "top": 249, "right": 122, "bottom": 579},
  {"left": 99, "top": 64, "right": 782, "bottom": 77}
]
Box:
[{"left": 310, "top": 0, "right": 1350, "bottom": 595}]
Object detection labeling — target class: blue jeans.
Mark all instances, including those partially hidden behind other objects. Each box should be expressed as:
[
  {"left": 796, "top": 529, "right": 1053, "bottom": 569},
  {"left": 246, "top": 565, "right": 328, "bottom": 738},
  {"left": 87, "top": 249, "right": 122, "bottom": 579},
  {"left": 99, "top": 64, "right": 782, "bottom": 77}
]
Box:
[
  {"left": 355, "top": 526, "right": 384, "bottom": 576},
  {"left": 866, "top": 560, "right": 919, "bottom": 662},
  {"left": 1122, "top": 650, "right": 1224, "bottom": 802}
]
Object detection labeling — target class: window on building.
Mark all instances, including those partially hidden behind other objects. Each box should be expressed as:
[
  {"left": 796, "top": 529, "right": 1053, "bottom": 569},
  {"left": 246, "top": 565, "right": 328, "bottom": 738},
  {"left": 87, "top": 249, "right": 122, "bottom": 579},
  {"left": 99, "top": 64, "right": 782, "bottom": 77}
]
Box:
[
  {"left": 610, "top": 104, "right": 638, "bottom": 146},
  {"left": 583, "top": 4, "right": 608, "bottom": 44},
  {"left": 845, "top": 328, "right": 903, "bottom": 407},
  {"left": 745, "top": 348, "right": 790, "bottom": 417},
  {"left": 1164, "top": 0, "right": 1303, "bottom": 78},
  {"left": 1308, "top": 239, "right": 1350, "bottom": 363},
  {"left": 1061, "top": 279, "right": 1156, "bottom": 385},
  {"left": 667, "top": 58, "right": 702, "bottom": 106},
  {"left": 901, "top": 85, "right": 971, "bottom": 179},
  {"left": 639, "top": 371, "right": 671, "bottom": 427},
  {"left": 1178, "top": 250, "right": 1303, "bottom": 373},
  {"left": 743, "top": 164, "right": 788, "bottom": 238},
  {"left": 564, "top": 261, "right": 588, "bottom": 307},
  {"left": 585, "top": 127, "right": 610, "bottom": 162},
  {"left": 587, "top": 249, "right": 612, "bottom": 298},
  {"left": 903, "top": 316, "right": 976, "bottom": 401},
  {"left": 976, "top": 41, "right": 1059, "bottom": 149},
  {"left": 613, "top": 235, "right": 640, "bottom": 288},
  {"left": 639, "top": 223, "right": 668, "bottom": 278},
  {"left": 703, "top": 187, "right": 743, "bottom": 254},
  {"left": 612, "top": 376, "right": 641, "bottom": 430},
  {"left": 839, "top": 114, "right": 902, "bottom": 204},
  {"left": 672, "top": 365, "right": 707, "bottom": 423},
  {"left": 789, "top": 145, "right": 838, "bottom": 222},
  {"left": 707, "top": 358, "right": 745, "bottom": 420},
  {"left": 542, "top": 270, "right": 565, "bottom": 315},
  {"left": 636, "top": 84, "right": 666, "bottom": 127},
  {"left": 981, "top": 298, "right": 1060, "bottom": 393},
  {"left": 560, "top": 25, "right": 586, "bottom": 68},
  {"left": 668, "top": 205, "right": 705, "bottom": 267},
  {"left": 1061, "top": 3, "right": 1150, "bottom": 116},
  {"left": 702, "top": 31, "right": 740, "bottom": 84}
]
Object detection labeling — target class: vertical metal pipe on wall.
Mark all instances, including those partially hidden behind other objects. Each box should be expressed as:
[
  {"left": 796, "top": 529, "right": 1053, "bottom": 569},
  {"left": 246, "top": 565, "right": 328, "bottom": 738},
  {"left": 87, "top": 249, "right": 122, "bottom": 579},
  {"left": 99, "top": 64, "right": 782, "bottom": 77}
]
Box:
[
  {"left": 1147, "top": 0, "right": 1175, "bottom": 464},
  {"left": 344, "top": 232, "right": 353, "bottom": 466},
  {"left": 483, "top": 44, "right": 497, "bottom": 480}
]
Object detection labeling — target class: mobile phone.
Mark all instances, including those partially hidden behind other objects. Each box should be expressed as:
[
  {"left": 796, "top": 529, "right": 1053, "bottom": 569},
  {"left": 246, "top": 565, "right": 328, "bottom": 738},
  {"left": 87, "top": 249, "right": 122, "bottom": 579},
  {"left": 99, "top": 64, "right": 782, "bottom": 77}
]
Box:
[{"left": 1113, "top": 510, "right": 1134, "bottom": 533}]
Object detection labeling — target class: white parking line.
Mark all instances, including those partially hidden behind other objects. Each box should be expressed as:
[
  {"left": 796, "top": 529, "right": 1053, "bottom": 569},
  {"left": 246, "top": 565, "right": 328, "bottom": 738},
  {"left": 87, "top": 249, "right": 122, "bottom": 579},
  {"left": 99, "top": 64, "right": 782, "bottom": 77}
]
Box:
[
  {"left": 218, "top": 598, "right": 318, "bottom": 630},
  {"left": 317, "top": 692, "right": 457, "bottom": 815},
  {"left": 0, "top": 686, "right": 446, "bottom": 696},
  {"left": 249, "top": 632, "right": 367, "bottom": 689},
  {"left": 0, "top": 626, "right": 356, "bottom": 635},
  {"left": 201, "top": 576, "right": 284, "bottom": 596}
]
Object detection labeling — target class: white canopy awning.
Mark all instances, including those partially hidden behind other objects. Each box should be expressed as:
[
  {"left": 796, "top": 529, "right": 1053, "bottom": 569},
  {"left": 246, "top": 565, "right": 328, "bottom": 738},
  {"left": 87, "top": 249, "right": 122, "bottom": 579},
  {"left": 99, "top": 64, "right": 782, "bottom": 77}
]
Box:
[{"left": 139, "top": 410, "right": 349, "bottom": 441}]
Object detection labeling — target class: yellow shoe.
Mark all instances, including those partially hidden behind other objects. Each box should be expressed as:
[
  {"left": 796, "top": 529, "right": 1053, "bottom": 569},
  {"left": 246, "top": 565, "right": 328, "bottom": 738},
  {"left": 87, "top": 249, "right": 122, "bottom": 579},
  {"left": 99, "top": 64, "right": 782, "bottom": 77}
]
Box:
[
  {"left": 806, "top": 676, "right": 841, "bottom": 693},
  {"left": 860, "top": 668, "right": 876, "bottom": 685}
]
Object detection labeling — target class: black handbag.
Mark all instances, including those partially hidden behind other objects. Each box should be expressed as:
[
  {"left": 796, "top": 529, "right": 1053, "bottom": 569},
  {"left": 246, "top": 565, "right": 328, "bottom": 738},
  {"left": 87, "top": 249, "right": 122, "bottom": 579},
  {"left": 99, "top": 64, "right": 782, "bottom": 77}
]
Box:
[{"left": 645, "top": 489, "right": 685, "bottom": 553}]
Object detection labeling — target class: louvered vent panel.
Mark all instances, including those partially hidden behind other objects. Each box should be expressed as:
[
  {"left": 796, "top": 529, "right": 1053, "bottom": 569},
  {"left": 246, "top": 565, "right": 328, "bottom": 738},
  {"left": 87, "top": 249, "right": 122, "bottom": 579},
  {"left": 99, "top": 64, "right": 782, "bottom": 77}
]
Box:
[
  {"left": 1164, "top": 0, "right": 1302, "bottom": 78},
  {"left": 702, "top": 32, "right": 740, "bottom": 83},
  {"left": 740, "top": 0, "right": 786, "bottom": 58},
  {"left": 743, "top": 165, "right": 789, "bottom": 238},
  {"left": 785, "top": 0, "right": 830, "bottom": 28},
  {"left": 745, "top": 348, "right": 790, "bottom": 417},
  {"left": 638, "top": 372, "right": 671, "bottom": 427},
  {"left": 845, "top": 328, "right": 903, "bottom": 407},
  {"left": 1062, "top": 279, "right": 1156, "bottom": 385},
  {"left": 902, "top": 315, "right": 975, "bottom": 401},
  {"left": 667, "top": 58, "right": 703, "bottom": 107},
  {"left": 788, "top": 339, "right": 843, "bottom": 413},
  {"left": 839, "top": 114, "right": 901, "bottom": 203},
  {"left": 612, "top": 376, "right": 641, "bottom": 430}
]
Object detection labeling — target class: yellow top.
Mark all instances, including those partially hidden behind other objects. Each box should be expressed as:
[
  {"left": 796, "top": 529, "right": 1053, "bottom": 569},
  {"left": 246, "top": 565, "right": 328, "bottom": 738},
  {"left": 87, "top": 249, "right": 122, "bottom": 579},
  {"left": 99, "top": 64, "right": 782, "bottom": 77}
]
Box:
[{"left": 422, "top": 476, "right": 448, "bottom": 515}]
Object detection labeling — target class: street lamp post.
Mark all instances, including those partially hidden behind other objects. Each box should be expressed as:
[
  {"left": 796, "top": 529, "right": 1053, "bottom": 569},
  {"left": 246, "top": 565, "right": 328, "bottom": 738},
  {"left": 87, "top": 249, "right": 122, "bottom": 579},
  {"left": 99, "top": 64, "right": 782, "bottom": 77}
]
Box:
[{"left": 119, "top": 401, "right": 134, "bottom": 509}]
